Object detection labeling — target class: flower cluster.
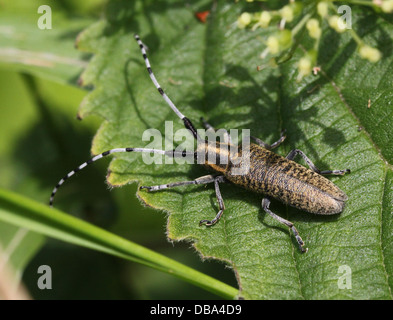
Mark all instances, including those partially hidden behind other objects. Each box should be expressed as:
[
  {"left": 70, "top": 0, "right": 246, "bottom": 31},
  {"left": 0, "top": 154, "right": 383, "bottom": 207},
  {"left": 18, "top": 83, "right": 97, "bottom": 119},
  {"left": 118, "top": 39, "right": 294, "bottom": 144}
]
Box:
[{"left": 238, "top": 0, "right": 390, "bottom": 80}]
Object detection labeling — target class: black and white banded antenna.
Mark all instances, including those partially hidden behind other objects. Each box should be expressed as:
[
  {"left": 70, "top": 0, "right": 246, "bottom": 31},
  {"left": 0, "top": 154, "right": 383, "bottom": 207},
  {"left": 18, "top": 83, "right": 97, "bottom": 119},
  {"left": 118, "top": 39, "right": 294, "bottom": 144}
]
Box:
[
  {"left": 133, "top": 35, "right": 201, "bottom": 141},
  {"left": 49, "top": 34, "right": 199, "bottom": 207}
]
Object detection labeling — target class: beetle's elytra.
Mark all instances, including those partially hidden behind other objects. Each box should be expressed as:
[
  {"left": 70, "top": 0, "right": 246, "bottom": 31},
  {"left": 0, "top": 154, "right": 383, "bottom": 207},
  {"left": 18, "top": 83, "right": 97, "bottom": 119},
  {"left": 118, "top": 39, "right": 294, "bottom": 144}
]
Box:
[
  {"left": 49, "top": 34, "right": 350, "bottom": 253},
  {"left": 225, "top": 144, "right": 348, "bottom": 215}
]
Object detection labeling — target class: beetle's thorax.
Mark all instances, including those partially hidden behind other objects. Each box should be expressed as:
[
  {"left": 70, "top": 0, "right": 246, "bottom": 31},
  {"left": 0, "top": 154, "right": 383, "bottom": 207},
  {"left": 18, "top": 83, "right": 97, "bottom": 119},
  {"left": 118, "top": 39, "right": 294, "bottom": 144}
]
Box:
[{"left": 196, "top": 141, "right": 244, "bottom": 174}]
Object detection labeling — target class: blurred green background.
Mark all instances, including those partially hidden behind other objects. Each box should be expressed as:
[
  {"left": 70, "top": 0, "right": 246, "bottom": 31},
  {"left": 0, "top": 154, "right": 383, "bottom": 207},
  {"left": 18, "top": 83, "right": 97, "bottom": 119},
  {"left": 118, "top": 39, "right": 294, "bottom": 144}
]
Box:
[{"left": 0, "top": 0, "right": 237, "bottom": 299}]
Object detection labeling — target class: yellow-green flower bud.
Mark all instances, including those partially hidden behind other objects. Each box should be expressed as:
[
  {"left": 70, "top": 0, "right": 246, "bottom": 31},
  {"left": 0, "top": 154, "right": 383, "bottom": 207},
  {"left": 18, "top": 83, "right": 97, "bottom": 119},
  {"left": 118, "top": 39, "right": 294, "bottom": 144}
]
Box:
[
  {"left": 298, "top": 56, "right": 313, "bottom": 79},
  {"left": 359, "top": 45, "right": 381, "bottom": 63},
  {"left": 278, "top": 29, "right": 293, "bottom": 49},
  {"left": 317, "top": 2, "right": 329, "bottom": 18},
  {"left": 238, "top": 12, "right": 252, "bottom": 29},
  {"left": 381, "top": 0, "right": 393, "bottom": 13},
  {"left": 306, "top": 19, "right": 321, "bottom": 39},
  {"left": 328, "top": 15, "right": 346, "bottom": 33},
  {"left": 267, "top": 36, "right": 280, "bottom": 54},
  {"left": 280, "top": 5, "right": 294, "bottom": 22},
  {"left": 259, "top": 11, "right": 272, "bottom": 28},
  {"left": 265, "top": 30, "right": 292, "bottom": 55}
]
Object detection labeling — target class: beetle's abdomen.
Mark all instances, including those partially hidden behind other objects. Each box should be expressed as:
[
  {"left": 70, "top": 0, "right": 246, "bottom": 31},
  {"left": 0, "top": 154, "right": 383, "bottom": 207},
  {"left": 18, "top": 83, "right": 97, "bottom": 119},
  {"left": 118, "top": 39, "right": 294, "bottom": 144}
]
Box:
[{"left": 225, "top": 144, "right": 348, "bottom": 215}]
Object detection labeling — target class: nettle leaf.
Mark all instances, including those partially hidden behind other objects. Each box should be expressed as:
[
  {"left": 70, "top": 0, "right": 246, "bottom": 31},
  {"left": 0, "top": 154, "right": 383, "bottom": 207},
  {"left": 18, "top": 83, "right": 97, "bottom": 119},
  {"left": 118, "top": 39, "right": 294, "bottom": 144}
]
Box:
[{"left": 77, "top": 1, "right": 393, "bottom": 299}]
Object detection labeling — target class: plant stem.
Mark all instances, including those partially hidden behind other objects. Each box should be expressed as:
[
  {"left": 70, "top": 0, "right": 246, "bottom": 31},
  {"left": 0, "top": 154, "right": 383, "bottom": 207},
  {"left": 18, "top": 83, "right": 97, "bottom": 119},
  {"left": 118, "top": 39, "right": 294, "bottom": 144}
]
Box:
[
  {"left": 292, "top": 12, "right": 312, "bottom": 38},
  {"left": 348, "top": 28, "right": 364, "bottom": 45}
]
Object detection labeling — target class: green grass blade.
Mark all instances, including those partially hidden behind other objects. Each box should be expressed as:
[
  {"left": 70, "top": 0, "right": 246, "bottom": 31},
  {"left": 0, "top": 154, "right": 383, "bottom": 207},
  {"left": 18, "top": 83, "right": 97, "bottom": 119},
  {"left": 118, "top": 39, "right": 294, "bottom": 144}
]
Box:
[{"left": 0, "top": 188, "right": 238, "bottom": 299}]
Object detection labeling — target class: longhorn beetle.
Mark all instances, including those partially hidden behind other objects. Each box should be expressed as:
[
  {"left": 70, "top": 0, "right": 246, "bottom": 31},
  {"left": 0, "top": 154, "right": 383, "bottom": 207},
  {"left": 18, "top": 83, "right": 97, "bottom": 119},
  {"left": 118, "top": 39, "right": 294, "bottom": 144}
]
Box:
[{"left": 50, "top": 34, "right": 351, "bottom": 253}]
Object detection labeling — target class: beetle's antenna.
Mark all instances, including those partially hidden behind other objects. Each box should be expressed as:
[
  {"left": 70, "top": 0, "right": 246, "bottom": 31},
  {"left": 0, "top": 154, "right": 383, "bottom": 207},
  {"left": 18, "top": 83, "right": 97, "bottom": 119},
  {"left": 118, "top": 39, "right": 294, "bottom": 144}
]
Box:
[
  {"left": 49, "top": 148, "right": 193, "bottom": 207},
  {"left": 134, "top": 34, "right": 200, "bottom": 141},
  {"left": 50, "top": 36, "right": 203, "bottom": 207}
]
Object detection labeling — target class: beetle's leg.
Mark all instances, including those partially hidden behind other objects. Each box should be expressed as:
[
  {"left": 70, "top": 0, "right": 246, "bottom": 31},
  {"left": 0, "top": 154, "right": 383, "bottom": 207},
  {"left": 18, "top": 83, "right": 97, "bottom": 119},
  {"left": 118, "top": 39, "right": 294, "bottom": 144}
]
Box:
[
  {"left": 140, "top": 174, "right": 223, "bottom": 192},
  {"left": 199, "top": 176, "right": 226, "bottom": 226},
  {"left": 251, "top": 130, "right": 286, "bottom": 150},
  {"left": 286, "top": 149, "right": 350, "bottom": 175},
  {"left": 262, "top": 197, "right": 308, "bottom": 253},
  {"left": 201, "top": 117, "right": 231, "bottom": 144}
]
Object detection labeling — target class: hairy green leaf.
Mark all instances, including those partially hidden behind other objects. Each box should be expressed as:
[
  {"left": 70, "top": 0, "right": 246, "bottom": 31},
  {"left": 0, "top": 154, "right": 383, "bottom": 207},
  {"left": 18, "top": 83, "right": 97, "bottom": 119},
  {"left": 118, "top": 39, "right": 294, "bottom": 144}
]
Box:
[{"left": 77, "top": 1, "right": 393, "bottom": 299}]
